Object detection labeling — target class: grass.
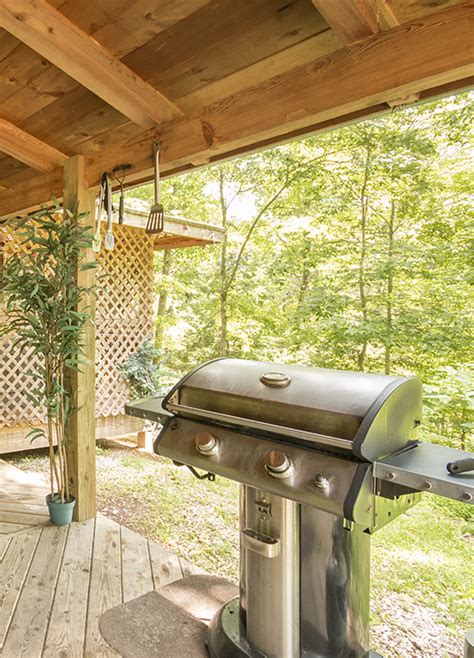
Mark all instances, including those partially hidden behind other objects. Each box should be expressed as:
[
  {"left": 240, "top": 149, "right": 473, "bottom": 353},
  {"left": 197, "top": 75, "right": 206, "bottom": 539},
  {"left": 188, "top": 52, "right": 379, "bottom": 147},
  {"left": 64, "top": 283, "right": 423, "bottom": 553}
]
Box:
[{"left": 6, "top": 445, "right": 473, "bottom": 656}]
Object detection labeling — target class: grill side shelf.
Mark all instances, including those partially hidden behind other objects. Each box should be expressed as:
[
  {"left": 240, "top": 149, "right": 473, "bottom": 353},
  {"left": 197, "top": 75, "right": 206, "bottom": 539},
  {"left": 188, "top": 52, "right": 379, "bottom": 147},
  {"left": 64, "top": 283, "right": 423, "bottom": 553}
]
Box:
[
  {"left": 374, "top": 442, "right": 474, "bottom": 504},
  {"left": 125, "top": 396, "right": 172, "bottom": 423}
]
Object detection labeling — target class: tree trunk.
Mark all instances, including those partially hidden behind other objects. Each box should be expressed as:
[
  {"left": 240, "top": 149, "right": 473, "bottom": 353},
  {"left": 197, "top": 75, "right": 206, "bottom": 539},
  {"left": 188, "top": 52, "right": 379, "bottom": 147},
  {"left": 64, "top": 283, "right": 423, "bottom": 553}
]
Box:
[
  {"left": 357, "top": 136, "right": 372, "bottom": 371},
  {"left": 218, "top": 171, "right": 228, "bottom": 356},
  {"left": 385, "top": 199, "right": 395, "bottom": 374},
  {"left": 155, "top": 250, "right": 172, "bottom": 350}
]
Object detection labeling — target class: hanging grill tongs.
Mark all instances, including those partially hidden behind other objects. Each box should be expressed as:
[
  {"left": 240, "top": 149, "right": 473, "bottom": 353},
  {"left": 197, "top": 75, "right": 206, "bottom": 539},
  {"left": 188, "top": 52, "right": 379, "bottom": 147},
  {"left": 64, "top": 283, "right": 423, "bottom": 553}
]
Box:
[
  {"left": 104, "top": 173, "right": 115, "bottom": 250},
  {"left": 113, "top": 163, "right": 133, "bottom": 225},
  {"left": 145, "top": 141, "right": 165, "bottom": 234},
  {"left": 93, "top": 173, "right": 108, "bottom": 253}
]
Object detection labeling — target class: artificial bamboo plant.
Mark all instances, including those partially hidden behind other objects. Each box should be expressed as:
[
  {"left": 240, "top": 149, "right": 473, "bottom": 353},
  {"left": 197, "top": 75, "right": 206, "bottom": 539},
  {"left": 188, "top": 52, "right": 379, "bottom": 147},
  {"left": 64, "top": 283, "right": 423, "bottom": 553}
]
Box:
[{"left": 0, "top": 206, "right": 96, "bottom": 505}]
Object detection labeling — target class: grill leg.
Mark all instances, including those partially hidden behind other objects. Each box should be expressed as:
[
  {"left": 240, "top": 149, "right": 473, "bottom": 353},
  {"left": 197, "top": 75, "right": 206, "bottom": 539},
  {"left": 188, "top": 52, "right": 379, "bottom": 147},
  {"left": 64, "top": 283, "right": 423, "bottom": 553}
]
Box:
[
  {"left": 208, "top": 491, "right": 375, "bottom": 658},
  {"left": 241, "top": 486, "right": 300, "bottom": 657},
  {"left": 300, "top": 506, "right": 370, "bottom": 657}
]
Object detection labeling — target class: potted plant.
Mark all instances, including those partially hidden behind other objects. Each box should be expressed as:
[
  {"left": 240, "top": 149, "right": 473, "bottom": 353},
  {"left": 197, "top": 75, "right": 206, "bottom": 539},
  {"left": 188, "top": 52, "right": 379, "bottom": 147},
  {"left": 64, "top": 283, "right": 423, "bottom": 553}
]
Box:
[{"left": 0, "top": 206, "right": 97, "bottom": 525}]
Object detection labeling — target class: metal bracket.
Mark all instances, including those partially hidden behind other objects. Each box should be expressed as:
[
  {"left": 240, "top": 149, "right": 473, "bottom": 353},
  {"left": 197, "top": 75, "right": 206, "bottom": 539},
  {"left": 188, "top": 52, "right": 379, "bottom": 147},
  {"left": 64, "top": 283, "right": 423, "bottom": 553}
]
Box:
[{"left": 185, "top": 464, "right": 216, "bottom": 482}]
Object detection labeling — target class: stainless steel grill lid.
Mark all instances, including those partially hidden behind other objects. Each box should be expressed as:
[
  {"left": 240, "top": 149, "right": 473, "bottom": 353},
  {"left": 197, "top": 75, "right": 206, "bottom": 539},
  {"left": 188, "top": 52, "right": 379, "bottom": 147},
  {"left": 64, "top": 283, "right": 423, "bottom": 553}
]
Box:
[{"left": 162, "top": 358, "right": 422, "bottom": 461}]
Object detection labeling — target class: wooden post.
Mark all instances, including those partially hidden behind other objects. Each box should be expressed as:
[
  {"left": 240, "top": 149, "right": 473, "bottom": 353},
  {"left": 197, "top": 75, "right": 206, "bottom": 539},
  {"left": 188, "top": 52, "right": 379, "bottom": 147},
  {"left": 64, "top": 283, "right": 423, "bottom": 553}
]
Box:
[{"left": 63, "top": 155, "right": 97, "bottom": 521}]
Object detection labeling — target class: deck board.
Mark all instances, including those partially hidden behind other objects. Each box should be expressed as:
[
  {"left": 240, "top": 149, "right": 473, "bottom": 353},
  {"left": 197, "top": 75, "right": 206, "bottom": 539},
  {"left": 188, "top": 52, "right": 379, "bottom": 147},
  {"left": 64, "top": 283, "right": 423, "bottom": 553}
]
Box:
[
  {"left": 1, "top": 525, "right": 68, "bottom": 657},
  {"left": 43, "top": 519, "right": 94, "bottom": 657},
  {"left": 149, "top": 539, "right": 183, "bottom": 589},
  {"left": 0, "top": 529, "right": 41, "bottom": 651},
  {"left": 84, "top": 514, "right": 123, "bottom": 658},
  {"left": 120, "top": 525, "right": 154, "bottom": 603},
  {"left": 0, "top": 459, "right": 203, "bottom": 657}
]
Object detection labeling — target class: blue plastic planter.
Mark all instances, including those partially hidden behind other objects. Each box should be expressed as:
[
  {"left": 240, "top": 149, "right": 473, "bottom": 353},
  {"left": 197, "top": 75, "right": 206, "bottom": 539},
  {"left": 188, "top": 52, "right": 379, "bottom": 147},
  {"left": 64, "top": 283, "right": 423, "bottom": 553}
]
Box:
[{"left": 46, "top": 494, "right": 76, "bottom": 526}]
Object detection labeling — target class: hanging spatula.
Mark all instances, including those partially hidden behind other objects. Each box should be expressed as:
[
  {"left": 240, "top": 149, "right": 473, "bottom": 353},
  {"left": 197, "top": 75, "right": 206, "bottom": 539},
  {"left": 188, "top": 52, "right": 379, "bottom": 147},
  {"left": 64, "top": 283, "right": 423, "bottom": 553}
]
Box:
[
  {"left": 93, "top": 174, "right": 107, "bottom": 253},
  {"left": 145, "top": 141, "right": 165, "bottom": 234}
]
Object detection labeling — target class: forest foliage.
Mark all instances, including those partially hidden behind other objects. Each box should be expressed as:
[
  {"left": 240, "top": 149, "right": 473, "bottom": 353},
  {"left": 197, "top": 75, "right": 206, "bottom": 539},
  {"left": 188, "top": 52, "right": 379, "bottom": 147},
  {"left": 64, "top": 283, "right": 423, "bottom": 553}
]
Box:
[{"left": 129, "top": 94, "right": 473, "bottom": 451}]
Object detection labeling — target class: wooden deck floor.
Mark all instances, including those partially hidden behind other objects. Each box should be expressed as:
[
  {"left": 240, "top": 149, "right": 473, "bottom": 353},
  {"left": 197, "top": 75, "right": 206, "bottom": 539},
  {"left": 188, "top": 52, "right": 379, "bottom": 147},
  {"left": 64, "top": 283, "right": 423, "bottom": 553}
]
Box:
[{"left": 0, "top": 460, "right": 201, "bottom": 657}]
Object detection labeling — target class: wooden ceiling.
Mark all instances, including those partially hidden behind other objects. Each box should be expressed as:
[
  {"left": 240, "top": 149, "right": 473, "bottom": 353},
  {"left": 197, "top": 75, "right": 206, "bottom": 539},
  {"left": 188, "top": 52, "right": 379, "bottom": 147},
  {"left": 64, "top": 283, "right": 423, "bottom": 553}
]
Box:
[{"left": 0, "top": 0, "right": 472, "bottom": 218}]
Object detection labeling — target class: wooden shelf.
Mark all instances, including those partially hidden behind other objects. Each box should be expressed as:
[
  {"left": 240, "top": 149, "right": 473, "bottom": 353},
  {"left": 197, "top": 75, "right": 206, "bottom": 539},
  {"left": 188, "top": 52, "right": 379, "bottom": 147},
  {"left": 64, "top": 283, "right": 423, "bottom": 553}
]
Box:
[{"left": 119, "top": 207, "right": 225, "bottom": 251}]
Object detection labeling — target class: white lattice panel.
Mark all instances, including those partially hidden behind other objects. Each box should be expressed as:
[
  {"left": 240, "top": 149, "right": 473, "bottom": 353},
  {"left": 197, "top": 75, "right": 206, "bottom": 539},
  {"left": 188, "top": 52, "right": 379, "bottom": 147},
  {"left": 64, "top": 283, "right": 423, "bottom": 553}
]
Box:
[{"left": 0, "top": 223, "right": 154, "bottom": 428}]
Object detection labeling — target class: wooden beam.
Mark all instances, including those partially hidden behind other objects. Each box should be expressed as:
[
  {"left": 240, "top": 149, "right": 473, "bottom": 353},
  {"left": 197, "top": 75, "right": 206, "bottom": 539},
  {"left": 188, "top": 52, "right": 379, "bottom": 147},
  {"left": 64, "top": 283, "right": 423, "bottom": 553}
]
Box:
[
  {"left": 0, "top": 5, "right": 472, "bottom": 220},
  {"left": 311, "top": 0, "right": 398, "bottom": 46},
  {"left": 0, "top": 116, "right": 67, "bottom": 171},
  {"left": 0, "top": 0, "right": 183, "bottom": 129},
  {"left": 63, "top": 155, "right": 96, "bottom": 522}
]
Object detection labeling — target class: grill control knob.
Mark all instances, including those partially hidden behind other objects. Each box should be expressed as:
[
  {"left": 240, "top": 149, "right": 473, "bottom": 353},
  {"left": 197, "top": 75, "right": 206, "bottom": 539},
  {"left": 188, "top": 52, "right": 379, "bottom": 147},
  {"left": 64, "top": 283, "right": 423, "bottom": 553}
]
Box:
[
  {"left": 314, "top": 474, "right": 330, "bottom": 490},
  {"left": 264, "top": 451, "right": 292, "bottom": 478},
  {"left": 195, "top": 432, "right": 218, "bottom": 456}
]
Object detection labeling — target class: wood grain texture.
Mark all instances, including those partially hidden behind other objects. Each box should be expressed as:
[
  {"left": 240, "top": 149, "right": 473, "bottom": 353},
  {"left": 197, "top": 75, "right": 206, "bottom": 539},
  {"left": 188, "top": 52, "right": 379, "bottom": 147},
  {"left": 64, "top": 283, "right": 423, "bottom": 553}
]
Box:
[
  {"left": 121, "top": 524, "right": 154, "bottom": 602},
  {"left": 142, "top": 0, "right": 328, "bottom": 102},
  {"left": 0, "top": 509, "right": 49, "bottom": 526},
  {"left": 0, "top": 0, "right": 208, "bottom": 129},
  {"left": 0, "top": 414, "right": 145, "bottom": 454},
  {"left": 1, "top": 524, "right": 68, "bottom": 657},
  {"left": 0, "top": 116, "right": 67, "bottom": 170},
  {"left": 1, "top": 462, "right": 211, "bottom": 657},
  {"left": 0, "top": 529, "right": 40, "bottom": 650},
  {"left": 0, "top": 3, "right": 471, "bottom": 219},
  {"left": 149, "top": 539, "right": 183, "bottom": 589},
  {"left": 0, "top": 0, "right": 183, "bottom": 128},
  {"left": 0, "top": 534, "right": 12, "bottom": 561},
  {"left": 63, "top": 155, "right": 96, "bottom": 522},
  {"left": 177, "top": 29, "right": 343, "bottom": 114},
  {"left": 311, "top": 0, "right": 399, "bottom": 45},
  {"left": 43, "top": 519, "right": 94, "bottom": 657},
  {"left": 84, "top": 514, "right": 122, "bottom": 658}
]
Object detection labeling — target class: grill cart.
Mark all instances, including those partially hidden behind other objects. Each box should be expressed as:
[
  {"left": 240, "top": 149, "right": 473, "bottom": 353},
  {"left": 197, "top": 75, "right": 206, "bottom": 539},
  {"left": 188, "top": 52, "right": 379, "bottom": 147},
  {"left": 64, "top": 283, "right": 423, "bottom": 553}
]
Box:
[{"left": 126, "top": 358, "right": 473, "bottom": 658}]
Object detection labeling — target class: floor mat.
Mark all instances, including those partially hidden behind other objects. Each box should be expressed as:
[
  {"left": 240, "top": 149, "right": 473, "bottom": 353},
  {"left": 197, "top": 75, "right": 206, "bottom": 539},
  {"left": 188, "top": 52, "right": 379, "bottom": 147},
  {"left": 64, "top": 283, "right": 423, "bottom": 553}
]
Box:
[{"left": 99, "top": 574, "right": 238, "bottom": 657}]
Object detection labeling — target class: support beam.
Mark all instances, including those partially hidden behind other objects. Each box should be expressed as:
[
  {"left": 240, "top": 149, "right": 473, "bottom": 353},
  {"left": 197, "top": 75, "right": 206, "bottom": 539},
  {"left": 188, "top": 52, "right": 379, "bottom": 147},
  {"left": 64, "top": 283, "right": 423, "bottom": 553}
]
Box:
[
  {"left": 0, "top": 0, "right": 183, "bottom": 129},
  {"left": 63, "top": 155, "right": 96, "bottom": 522},
  {"left": 0, "top": 5, "right": 472, "bottom": 220},
  {"left": 0, "top": 117, "right": 67, "bottom": 171},
  {"left": 311, "top": 0, "right": 398, "bottom": 46}
]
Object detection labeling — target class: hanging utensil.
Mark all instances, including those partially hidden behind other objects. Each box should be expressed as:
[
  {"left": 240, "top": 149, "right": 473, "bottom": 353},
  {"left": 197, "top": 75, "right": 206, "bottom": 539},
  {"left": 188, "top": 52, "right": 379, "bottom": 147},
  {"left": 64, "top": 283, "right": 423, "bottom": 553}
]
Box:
[
  {"left": 104, "top": 174, "right": 115, "bottom": 250},
  {"left": 93, "top": 173, "right": 107, "bottom": 253},
  {"left": 145, "top": 141, "right": 165, "bottom": 234},
  {"left": 113, "top": 163, "right": 132, "bottom": 225}
]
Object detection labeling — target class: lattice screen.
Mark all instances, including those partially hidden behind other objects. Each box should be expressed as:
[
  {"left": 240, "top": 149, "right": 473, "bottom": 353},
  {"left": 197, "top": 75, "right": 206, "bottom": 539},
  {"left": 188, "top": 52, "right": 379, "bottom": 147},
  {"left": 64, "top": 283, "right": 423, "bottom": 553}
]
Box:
[{"left": 0, "top": 223, "right": 154, "bottom": 428}]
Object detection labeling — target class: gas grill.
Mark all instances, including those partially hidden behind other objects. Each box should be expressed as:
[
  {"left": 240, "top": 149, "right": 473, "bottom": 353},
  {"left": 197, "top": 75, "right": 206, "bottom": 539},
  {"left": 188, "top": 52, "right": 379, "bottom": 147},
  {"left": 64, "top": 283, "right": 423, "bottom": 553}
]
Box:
[{"left": 126, "top": 358, "right": 474, "bottom": 658}]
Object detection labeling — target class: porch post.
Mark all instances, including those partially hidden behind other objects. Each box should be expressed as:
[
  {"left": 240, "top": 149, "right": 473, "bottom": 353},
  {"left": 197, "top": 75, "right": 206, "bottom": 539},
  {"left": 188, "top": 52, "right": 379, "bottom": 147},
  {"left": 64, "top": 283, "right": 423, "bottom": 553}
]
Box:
[{"left": 63, "top": 155, "right": 97, "bottom": 521}]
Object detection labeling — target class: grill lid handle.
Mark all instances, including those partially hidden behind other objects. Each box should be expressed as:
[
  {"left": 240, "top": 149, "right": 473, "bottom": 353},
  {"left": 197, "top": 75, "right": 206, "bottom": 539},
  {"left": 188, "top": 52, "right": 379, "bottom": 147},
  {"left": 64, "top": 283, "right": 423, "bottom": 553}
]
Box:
[{"left": 260, "top": 372, "right": 291, "bottom": 388}]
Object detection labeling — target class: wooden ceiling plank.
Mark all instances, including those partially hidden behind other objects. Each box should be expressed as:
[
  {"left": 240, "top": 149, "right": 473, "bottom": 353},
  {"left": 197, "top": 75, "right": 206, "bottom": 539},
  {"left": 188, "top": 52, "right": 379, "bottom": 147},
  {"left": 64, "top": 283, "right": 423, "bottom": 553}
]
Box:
[
  {"left": 92, "top": 0, "right": 212, "bottom": 60},
  {"left": 311, "top": 0, "right": 399, "bottom": 46},
  {"left": 150, "top": 0, "right": 328, "bottom": 102},
  {"left": 0, "top": 152, "right": 28, "bottom": 180},
  {"left": 177, "top": 30, "right": 342, "bottom": 114},
  {"left": 124, "top": 0, "right": 294, "bottom": 85},
  {"left": 0, "top": 3, "right": 472, "bottom": 218},
  {"left": 0, "top": 116, "right": 67, "bottom": 170},
  {"left": 0, "top": 0, "right": 183, "bottom": 128},
  {"left": 388, "top": 0, "right": 460, "bottom": 24},
  {"left": 0, "top": 1, "right": 209, "bottom": 129}
]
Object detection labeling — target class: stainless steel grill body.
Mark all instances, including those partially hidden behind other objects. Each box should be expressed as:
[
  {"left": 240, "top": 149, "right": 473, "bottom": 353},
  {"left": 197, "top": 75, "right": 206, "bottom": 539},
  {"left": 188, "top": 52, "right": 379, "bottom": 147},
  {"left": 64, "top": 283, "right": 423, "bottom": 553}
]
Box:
[
  {"left": 163, "top": 358, "right": 422, "bottom": 461},
  {"left": 125, "top": 357, "right": 473, "bottom": 658}
]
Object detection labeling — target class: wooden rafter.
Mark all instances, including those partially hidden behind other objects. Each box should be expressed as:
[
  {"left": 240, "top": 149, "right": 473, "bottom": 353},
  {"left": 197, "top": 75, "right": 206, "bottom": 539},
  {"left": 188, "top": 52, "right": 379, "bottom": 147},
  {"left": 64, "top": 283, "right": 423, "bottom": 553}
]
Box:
[
  {"left": 0, "top": 0, "right": 183, "bottom": 129},
  {"left": 311, "top": 0, "right": 399, "bottom": 46},
  {"left": 0, "top": 117, "right": 67, "bottom": 171},
  {"left": 0, "top": 4, "right": 472, "bottom": 220}
]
